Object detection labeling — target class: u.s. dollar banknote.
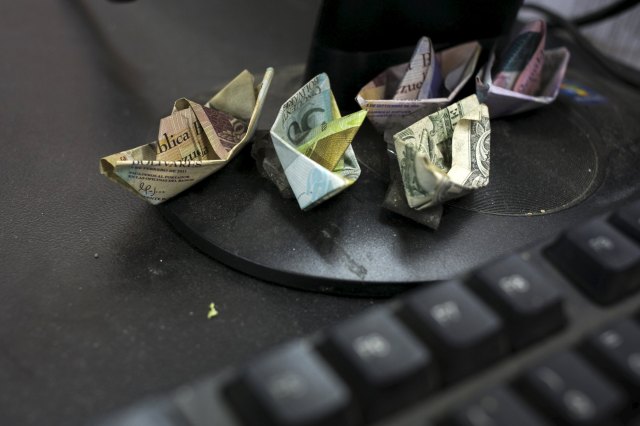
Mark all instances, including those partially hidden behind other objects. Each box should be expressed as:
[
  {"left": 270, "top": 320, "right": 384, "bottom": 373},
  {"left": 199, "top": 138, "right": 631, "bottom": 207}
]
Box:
[
  {"left": 100, "top": 68, "right": 273, "bottom": 204},
  {"left": 393, "top": 94, "right": 490, "bottom": 210},
  {"left": 476, "top": 20, "right": 570, "bottom": 118},
  {"left": 270, "top": 73, "right": 367, "bottom": 210},
  {"left": 357, "top": 38, "right": 481, "bottom": 131}
]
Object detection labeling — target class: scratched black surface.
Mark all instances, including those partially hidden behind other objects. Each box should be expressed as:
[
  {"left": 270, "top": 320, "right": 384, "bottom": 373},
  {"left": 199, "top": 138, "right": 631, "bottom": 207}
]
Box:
[
  {"left": 2, "top": 1, "right": 640, "bottom": 426},
  {"left": 0, "top": 1, "right": 380, "bottom": 426}
]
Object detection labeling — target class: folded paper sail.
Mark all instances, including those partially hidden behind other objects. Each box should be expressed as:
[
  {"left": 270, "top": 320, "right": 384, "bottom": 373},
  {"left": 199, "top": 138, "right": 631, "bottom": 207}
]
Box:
[
  {"left": 100, "top": 68, "right": 274, "bottom": 204},
  {"left": 270, "top": 73, "right": 367, "bottom": 210},
  {"left": 393, "top": 95, "right": 490, "bottom": 210},
  {"left": 476, "top": 20, "right": 570, "bottom": 118},
  {"left": 357, "top": 38, "right": 481, "bottom": 131}
]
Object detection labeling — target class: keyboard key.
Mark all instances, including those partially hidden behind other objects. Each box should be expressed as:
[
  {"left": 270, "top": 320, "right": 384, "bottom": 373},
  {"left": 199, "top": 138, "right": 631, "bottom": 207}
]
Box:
[
  {"left": 448, "top": 387, "right": 549, "bottom": 426},
  {"left": 545, "top": 219, "right": 640, "bottom": 305},
  {"left": 226, "top": 341, "right": 357, "bottom": 426},
  {"left": 610, "top": 200, "right": 640, "bottom": 243},
  {"left": 517, "top": 351, "right": 626, "bottom": 425},
  {"left": 96, "top": 398, "right": 190, "bottom": 426},
  {"left": 401, "top": 280, "right": 508, "bottom": 383},
  {"left": 320, "top": 308, "right": 438, "bottom": 421},
  {"left": 471, "top": 255, "right": 566, "bottom": 349},
  {"left": 583, "top": 318, "right": 640, "bottom": 391}
]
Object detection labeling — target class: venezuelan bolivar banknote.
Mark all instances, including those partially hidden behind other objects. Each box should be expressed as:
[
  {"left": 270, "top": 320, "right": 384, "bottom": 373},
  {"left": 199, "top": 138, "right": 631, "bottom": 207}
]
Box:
[
  {"left": 476, "top": 20, "right": 570, "bottom": 118},
  {"left": 271, "top": 73, "right": 367, "bottom": 210},
  {"left": 357, "top": 37, "right": 481, "bottom": 131},
  {"left": 393, "top": 94, "right": 490, "bottom": 210},
  {"left": 100, "top": 68, "right": 273, "bottom": 204}
]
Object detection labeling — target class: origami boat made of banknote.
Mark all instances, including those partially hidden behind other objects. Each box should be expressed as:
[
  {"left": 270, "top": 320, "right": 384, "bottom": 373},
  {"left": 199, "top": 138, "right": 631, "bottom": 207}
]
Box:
[
  {"left": 476, "top": 20, "right": 570, "bottom": 118},
  {"left": 476, "top": 48, "right": 570, "bottom": 118},
  {"left": 270, "top": 73, "right": 367, "bottom": 210},
  {"left": 356, "top": 40, "right": 481, "bottom": 131},
  {"left": 393, "top": 95, "right": 491, "bottom": 211},
  {"left": 100, "top": 68, "right": 273, "bottom": 205}
]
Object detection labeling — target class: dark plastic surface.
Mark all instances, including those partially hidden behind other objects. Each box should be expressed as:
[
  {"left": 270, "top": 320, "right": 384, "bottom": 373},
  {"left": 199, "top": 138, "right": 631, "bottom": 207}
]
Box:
[
  {"left": 100, "top": 199, "right": 640, "bottom": 426},
  {"left": 159, "top": 62, "right": 640, "bottom": 297},
  {"left": 97, "top": 198, "right": 640, "bottom": 426},
  {"left": 545, "top": 219, "right": 640, "bottom": 305},
  {"left": 517, "top": 351, "right": 626, "bottom": 424}
]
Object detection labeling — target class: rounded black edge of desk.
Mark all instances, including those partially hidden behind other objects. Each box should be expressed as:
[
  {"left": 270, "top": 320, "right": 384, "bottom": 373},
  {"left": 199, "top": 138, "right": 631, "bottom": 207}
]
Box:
[{"left": 158, "top": 205, "right": 422, "bottom": 298}]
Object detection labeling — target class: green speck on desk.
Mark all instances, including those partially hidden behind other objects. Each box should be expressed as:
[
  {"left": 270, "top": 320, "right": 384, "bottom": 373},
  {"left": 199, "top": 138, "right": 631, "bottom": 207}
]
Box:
[{"left": 207, "top": 302, "right": 218, "bottom": 319}]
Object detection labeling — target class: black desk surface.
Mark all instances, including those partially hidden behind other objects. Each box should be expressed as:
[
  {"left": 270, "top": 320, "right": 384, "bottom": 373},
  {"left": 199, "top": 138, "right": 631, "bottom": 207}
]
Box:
[
  {"left": 0, "top": 1, "right": 381, "bottom": 425},
  {"left": 7, "top": 2, "right": 640, "bottom": 425}
]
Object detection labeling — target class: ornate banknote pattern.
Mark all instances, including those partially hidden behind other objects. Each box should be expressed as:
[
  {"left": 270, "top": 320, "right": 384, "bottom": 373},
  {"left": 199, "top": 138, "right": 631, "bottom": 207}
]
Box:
[
  {"left": 296, "top": 111, "right": 368, "bottom": 171},
  {"left": 393, "top": 95, "right": 490, "bottom": 210},
  {"left": 494, "top": 20, "right": 546, "bottom": 96},
  {"left": 271, "top": 73, "right": 367, "bottom": 210},
  {"left": 357, "top": 39, "right": 481, "bottom": 131},
  {"left": 393, "top": 37, "right": 442, "bottom": 100},
  {"left": 476, "top": 20, "right": 570, "bottom": 118},
  {"left": 100, "top": 68, "right": 273, "bottom": 204}
]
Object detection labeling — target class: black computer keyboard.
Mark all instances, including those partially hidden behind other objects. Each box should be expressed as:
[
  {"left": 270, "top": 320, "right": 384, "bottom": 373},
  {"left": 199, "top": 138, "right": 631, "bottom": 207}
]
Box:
[{"left": 97, "top": 200, "right": 640, "bottom": 426}]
